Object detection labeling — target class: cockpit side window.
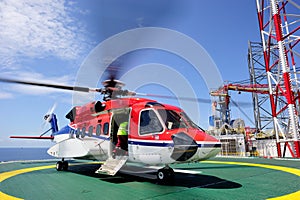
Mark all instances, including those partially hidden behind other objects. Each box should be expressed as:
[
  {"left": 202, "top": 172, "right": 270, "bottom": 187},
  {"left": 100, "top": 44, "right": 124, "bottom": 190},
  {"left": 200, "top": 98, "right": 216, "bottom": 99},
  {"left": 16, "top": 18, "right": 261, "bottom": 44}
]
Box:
[
  {"left": 158, "top": 109, "right": 187, "bottom": 130},
  {"left": 139, "top": 109, "right": 163, "bottom": 135}
]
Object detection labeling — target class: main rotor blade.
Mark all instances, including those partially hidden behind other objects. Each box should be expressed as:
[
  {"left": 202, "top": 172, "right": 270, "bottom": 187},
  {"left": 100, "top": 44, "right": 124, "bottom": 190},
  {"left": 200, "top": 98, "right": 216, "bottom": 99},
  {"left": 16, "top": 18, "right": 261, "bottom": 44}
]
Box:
[
  {"left": 231, "top": 99, "right": 255, "bottom": 125},
  {"left": 135, "top": 92, "right": 252, "bottom": 107},
  {"left": 135, "top": 92, "right": 212, "bottom": 103},
  {"left": 0, "top": 77, "right": 98, "bottom": 93}
]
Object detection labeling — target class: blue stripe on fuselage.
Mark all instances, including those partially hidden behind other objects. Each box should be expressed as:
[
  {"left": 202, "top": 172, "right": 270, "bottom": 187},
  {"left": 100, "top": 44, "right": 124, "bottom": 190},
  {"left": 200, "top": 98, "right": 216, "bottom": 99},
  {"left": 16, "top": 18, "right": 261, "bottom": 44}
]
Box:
[
  {"left": 200, "top": 143, "right": 221, "bottom": 148},
  {"left": 128, "top": 140, "right": 174, "bottom": 147},
  {"left": 128, "top": 140, "right": 221, "bottom": 148}
]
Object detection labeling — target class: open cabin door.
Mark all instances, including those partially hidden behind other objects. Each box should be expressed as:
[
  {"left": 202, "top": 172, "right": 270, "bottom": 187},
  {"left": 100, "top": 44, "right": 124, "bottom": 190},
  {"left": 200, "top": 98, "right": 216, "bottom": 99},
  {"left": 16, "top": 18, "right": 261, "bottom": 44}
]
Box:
[
  {"left": 109, "top": 108, "right": 131, "bottom": 156},
  {"left": 96, "top": 108, "right": 130, "bottom": 176}
]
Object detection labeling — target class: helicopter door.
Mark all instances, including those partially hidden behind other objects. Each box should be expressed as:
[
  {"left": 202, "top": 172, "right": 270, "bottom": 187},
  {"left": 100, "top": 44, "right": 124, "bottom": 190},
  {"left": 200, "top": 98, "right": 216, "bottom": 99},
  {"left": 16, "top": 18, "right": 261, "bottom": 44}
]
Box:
[{"left": 109, "top": 109, "right": 130, "bottom": 157}]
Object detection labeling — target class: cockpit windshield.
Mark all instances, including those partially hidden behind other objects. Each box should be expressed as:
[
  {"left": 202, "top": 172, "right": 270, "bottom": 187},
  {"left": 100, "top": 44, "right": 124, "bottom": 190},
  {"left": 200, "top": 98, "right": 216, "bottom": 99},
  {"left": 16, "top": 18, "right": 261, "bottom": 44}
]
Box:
[
  {"left": 157, "top": 109, "right": 188, "bottom": 130},
  {"left": 138, "top": 108, "right": 205, "bottom": 135},
  {"left": 180, "top": 111, "right": 206, "bottom": 132}
]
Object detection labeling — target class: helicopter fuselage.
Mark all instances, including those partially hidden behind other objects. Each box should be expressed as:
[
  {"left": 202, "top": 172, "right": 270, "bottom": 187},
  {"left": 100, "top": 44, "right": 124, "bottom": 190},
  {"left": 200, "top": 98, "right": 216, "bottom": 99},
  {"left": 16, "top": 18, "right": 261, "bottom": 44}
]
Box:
[{"left": 47, "top": 98, "right": 221, "bottom": 165}]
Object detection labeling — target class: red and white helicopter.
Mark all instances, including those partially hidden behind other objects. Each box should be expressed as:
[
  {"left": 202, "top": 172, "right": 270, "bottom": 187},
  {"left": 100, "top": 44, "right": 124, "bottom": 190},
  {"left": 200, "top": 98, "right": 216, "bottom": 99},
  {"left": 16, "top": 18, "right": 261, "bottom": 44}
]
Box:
[{"left": 0, "top": 74, "right": 221, "bottom": 182}]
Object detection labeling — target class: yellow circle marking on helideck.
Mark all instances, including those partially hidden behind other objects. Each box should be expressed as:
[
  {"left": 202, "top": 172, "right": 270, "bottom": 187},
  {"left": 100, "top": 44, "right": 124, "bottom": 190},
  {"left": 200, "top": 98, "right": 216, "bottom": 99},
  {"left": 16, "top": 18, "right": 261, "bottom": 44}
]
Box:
[
  {"left": 0, "top": 165, "right": 55, "bottom": 200},
  {"left": 203, "top": 161, "right": 300, "bottom": 200},
  {"left": 0, "top": 161, "right": 299, "bottom": 199}
]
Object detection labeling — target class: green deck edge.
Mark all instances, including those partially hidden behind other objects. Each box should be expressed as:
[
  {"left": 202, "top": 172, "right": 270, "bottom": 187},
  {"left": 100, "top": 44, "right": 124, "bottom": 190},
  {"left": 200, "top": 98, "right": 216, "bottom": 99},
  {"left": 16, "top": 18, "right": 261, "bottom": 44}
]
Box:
[{"left": 0, "top": 157, "right": 299, "bottom": 200}]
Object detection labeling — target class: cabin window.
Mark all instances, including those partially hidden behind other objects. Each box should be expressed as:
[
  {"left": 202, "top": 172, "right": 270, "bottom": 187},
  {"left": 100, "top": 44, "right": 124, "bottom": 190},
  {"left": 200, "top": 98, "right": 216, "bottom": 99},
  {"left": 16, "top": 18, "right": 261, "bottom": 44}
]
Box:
[
  {"left": 139, "top": 109, "right": 163, "bottom": 135},
  {"left": 81, "top": 127, "right": 86, "bottom": 138},
  {"left": 103, "top": 123, "right": 109, "bottom": 135},
  {"left": 96, "top": 124, "right": 102, "bottom": 136},
  {"left": 69, "top": 128, "right": 76, "bottom": 138},
  {"left": 76, "top": 129, "right": 81, "bottom": 138},
  {"left": 157, "top": 109, "right": 188, "bottom": 130},
  {"left": 88, "top": 126, "right": 93, "bottom": 137}
]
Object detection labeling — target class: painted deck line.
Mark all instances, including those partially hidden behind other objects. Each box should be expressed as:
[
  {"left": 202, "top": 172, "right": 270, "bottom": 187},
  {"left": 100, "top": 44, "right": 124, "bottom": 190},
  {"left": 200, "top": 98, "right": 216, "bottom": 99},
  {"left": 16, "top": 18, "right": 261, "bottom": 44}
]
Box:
[
  {"left": 0, "top": 162, "right": 103, "bottom": 200},
  {"left": 0, "top": 165, "right": 55, "bottom": 200},
  {"left": 0, "top": 160, "right": 299, "bottom": 200},
  {"left": 148, "top": 166, "right": 202, "bottom": 175},
  {"left": 203, "top": 161, "right": 300, "bottom": 200}
]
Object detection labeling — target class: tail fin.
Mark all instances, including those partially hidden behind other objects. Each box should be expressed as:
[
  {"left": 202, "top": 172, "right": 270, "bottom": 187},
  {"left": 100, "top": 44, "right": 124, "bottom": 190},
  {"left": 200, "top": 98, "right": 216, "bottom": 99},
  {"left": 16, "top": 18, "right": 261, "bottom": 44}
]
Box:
[
  {"left": 44, "top": 114, "right": 59, "bottom": 134},
  {"left": 10, "top": 113, "right": 58, "bottom": 140}
]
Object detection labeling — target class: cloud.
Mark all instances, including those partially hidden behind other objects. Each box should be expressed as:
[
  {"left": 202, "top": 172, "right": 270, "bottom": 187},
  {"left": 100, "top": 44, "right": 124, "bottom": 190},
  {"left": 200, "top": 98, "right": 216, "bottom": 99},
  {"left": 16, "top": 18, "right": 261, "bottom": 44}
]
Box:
[
  {"left": 0, "top": 0, "right": 91, "bottom": 67},
  {"left": 0, "top": 91, "right": 14, "bottom": 99}
]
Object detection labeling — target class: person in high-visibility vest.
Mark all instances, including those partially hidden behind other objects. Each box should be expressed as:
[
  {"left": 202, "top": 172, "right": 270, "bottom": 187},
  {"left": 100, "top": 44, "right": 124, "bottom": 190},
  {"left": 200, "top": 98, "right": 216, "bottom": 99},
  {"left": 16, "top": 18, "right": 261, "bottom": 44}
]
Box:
[{"left": 113, "top": 121, "right": 128, "bottom": 157}]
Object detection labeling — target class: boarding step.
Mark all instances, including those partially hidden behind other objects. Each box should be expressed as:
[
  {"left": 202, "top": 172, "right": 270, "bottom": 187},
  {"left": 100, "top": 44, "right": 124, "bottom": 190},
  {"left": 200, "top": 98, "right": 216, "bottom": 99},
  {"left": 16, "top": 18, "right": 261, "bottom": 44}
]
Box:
[{"left": 95, "top": 156, "right": 128, "bottom": 176}]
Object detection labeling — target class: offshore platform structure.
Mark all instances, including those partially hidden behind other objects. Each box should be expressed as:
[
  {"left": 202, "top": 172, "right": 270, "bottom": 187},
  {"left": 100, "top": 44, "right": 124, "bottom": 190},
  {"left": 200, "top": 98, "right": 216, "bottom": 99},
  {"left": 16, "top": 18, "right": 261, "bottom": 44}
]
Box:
[
  {"left": 209, "top": 83, "right": 267, "bottom": 156},
  {"left": 210, "top": 0, "right": 300, "bottom": 158},
  {"left": 251, "top": 0, "right": 300, "bottom": 158}
]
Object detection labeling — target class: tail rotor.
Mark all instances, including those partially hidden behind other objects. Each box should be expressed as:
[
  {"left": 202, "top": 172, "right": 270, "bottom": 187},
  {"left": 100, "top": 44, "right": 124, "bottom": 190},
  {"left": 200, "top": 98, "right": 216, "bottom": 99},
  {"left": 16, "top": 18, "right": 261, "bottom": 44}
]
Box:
[{"left": 42, "top": 103, "right": 59, "bottom": 136}]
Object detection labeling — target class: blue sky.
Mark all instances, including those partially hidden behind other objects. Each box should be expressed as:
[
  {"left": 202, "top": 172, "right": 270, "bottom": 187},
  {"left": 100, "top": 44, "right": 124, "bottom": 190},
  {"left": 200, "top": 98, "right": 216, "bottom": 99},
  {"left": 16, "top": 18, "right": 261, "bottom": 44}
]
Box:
[{"left": 0, "top": 0, "right": 260, "bottom": 147}]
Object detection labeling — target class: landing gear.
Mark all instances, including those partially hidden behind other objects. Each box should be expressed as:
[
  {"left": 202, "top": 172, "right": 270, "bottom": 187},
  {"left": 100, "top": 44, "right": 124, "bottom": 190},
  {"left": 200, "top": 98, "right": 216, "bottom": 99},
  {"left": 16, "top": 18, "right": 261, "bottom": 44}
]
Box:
[
  {"left": 157, "top": 166, "right": 174, "bottom": 183},
  {"left": 56, "top": 159, "right": 68, "bottom": 171}
]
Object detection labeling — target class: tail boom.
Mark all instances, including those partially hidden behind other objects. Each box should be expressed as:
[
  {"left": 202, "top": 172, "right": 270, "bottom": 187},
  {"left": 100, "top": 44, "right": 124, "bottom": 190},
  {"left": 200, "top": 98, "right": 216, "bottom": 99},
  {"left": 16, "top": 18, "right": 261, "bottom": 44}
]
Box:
[{"left": 10, "top": 136, "right": 54, "bottom": 139}]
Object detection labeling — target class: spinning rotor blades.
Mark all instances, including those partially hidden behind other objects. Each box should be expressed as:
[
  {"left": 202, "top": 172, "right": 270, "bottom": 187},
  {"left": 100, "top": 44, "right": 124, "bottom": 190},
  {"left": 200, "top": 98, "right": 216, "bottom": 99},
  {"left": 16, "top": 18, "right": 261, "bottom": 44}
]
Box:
[
  {"left": 135, "top": 92, "right": 212, "bottom": 103},
  {"left": 0, "top": 77, "right": 100, "bottom": 93},
  {"left": 0, "top": 77, "right": 251, "bottom": 106}
]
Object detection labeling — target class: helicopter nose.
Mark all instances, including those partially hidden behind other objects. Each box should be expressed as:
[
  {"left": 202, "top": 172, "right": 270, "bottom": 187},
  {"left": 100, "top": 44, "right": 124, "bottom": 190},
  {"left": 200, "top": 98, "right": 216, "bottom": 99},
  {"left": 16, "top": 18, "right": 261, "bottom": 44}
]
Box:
[{"left": 170, "top": 132, "right": 198, "bottom": 161}]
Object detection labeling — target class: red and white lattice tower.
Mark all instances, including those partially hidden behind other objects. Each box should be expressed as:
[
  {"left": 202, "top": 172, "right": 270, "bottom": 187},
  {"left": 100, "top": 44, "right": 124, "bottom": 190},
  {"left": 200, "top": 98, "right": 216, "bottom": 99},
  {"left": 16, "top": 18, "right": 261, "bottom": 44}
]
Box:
[{"left": 256, "top": 0, "right": 300, "bottom": 157}]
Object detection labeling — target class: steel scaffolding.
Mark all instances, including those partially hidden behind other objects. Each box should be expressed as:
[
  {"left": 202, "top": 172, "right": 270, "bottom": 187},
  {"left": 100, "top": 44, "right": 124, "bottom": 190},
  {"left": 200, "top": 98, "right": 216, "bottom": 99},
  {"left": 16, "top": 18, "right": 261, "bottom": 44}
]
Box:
[{"left": 255, "top": 0, "right": 300, "bottom": 157}]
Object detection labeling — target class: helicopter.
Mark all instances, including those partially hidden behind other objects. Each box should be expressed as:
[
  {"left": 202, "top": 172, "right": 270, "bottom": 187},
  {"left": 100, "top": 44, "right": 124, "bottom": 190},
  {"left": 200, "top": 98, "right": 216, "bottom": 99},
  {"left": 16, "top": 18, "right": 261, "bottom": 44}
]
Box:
[{"left": 0, "top": 73, "right": 221, "bottom": 182}]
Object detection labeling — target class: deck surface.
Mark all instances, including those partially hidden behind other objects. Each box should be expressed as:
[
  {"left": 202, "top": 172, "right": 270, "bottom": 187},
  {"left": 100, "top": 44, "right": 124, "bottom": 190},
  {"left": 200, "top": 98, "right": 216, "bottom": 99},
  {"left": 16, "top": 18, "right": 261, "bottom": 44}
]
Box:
[{"left": 0, "top": 157, "right": 300, "bottom": 200}]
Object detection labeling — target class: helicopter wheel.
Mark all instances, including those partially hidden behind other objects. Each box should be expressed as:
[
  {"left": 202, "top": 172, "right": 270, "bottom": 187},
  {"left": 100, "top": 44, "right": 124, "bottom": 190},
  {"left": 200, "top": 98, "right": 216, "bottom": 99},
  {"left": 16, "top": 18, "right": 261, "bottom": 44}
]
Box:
[
  {"left": 56, "top": 160, "right": 68, "bottom": 171},
  {"left": 56, "top": 161, "right": 63, "bottom": 171},
  {"left": 157, "top": 167, "right": 174, "bottom": 183},
  {"left": 62, "top": 161, "right": 69, "bottom": 171}
]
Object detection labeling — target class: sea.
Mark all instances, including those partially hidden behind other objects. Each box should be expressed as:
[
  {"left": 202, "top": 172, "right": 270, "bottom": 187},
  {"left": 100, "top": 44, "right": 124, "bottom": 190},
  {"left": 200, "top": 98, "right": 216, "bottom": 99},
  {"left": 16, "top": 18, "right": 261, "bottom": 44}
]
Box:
[{"left": 0, "top": 147, "right": 54, "bottom": 162}]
